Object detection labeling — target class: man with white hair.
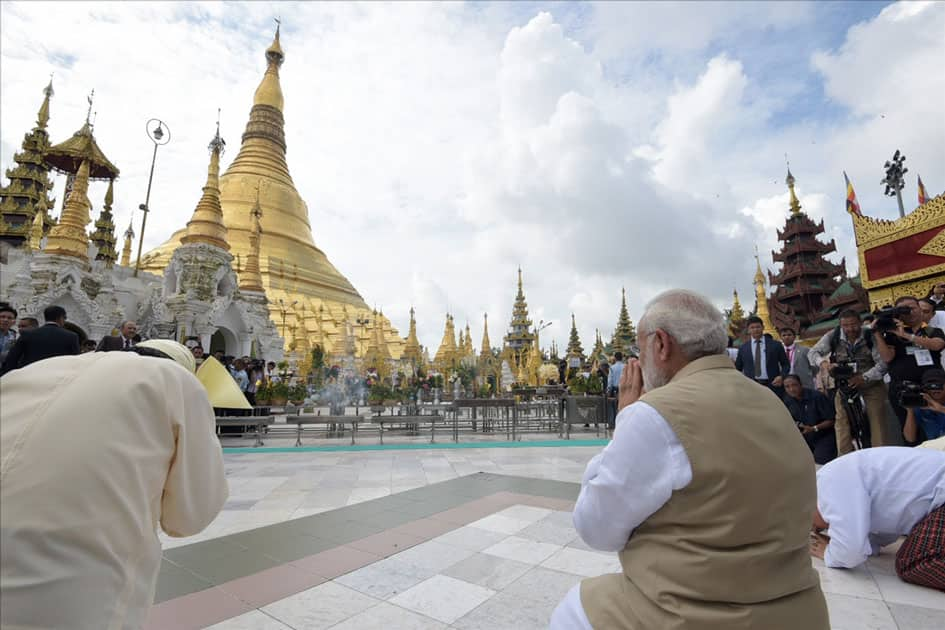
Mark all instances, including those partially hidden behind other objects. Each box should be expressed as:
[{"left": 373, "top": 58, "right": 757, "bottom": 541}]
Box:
[
  {"left": 550, "top": 289, "right": 828, "bottom": 629},
  {"left": 0, "top": 339, "right": 228, "bottom": 630}
]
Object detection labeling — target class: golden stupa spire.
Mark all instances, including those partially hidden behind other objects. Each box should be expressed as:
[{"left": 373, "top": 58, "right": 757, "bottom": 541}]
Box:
[
  {"left": 37, "top": 75, "right": 54, "bottom": 130},
  {"left": 402, "top": 306, "right": 422, "bottom": 364},
  {"left": 786, "top": 167, "right": 802, "bottom": 215},
  {"left": 753, "top": 247, "right": 777, "bottom": 337},
  {"left": 120, "top": 218, "right": 134, "bottom": 267},
  {"left": 29, "top": 195, "right": 47, "bottom": 250},
  {"left": 240, "top": 183, "right": 265, "bottom": 292},
  {"left": 480, "top": 312, "right": 492, "bottom": 359},
  {"left": 254, "top": 20, "right": 285, "bottom": 112},
  {"left": 181, "top": 115, "right": 229, "bottom": 250},
  {"left": 44, "top": 158, "right": 92, "bottom": 262},
  {"left": 464, "top": 322, "right": 474, "bottom": 356}
]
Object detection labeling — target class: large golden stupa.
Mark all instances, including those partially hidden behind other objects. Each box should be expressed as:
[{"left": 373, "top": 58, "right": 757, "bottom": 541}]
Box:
[{"left": 140, "top": 26, "right": 403, "bottom": 359}]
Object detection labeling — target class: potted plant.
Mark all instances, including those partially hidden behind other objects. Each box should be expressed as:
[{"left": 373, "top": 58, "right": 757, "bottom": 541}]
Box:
[
  {"left": 256, "top": 382, "right": 272, "bottom": 405},
  {"left": 271, "top": 381, "right": 290, "bottom": 406},
  {"left": 289, "top": 383, "right": 307, "bottom": 405}
]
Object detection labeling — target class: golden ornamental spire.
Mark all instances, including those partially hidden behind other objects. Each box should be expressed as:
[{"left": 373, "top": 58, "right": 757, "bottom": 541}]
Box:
[
  {"left": 120, "top": 218, "right": 134, "bottom": 267},
  {"left": 89, "top": 178, "right": 118, "bottom": 266},
  {"left": 29, "top": 195, "right": 47, "bottom": 250},
  {"left": 240, "top": 184, "right": 265, "bottom": 292},
  {"left": 480, "top": 312, "right": 492, "bottom": 359},
  {"left": 181, "top": 118, "right": 229, "bottom": 250},
  {"left": 253, "top": 21, "right": 285, "bottom": 111},
  {"left": 37, "top": 75, "right": 54, "bottom": 130},
  {"left": 786, "top": 168, "right": 802, "bottom": 215},
  {"left": 402, "top": 306, "right": 422, "bottom": 365},
  {"left": 753, "top": 248, "right": 777, "bottom": 337},
  {"left": 464, "top": 322, "right": 474, "bottom": 356},
  {"left": 44, "top": 158, "right": 92, "bottom": 262}
]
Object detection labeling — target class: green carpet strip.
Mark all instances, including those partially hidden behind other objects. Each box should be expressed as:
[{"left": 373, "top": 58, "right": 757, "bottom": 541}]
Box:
[{"left": 223, "top": 439, "right": 608, "bottom": 454}]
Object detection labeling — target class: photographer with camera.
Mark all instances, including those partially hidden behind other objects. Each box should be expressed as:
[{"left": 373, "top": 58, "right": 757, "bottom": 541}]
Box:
[
  {"left": 903, "top": 369, "right": 945, "bottom": 445},
  {"left": 782, "top": 375, "right": 837, "bottom": 464},
  {"left": 808, "top": 309, "right": 888, "bottom": 454},
  {"left": 874, "top": 296, "right": 945, "bottom": 446}
]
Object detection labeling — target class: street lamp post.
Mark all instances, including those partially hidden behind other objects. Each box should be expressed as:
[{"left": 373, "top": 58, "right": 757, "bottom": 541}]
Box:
[
  {"left": 534, "top": 319, "right": 552, "bottom": 361},
  {"left": 133, "top": 119, "right": 171, "bottom": 277},
  {"left": 881, "top": 150, "right": 908, "bottom": 219}
]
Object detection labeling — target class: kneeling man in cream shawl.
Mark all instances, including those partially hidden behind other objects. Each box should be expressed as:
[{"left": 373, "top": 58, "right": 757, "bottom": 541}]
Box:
[{"left": 1, "top": 340, "right": 228, "bottom": 630}]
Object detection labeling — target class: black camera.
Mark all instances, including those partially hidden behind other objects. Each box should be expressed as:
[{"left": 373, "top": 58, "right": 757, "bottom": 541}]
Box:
[
  {"left": 898, "top": 380, "right": 944, "bottom": 408},
  {"left": 873, "top": 305, "right": 912, "bottom": 332},
  {"left": 830, "top": 361, "right": 855, "bottom": 380}
]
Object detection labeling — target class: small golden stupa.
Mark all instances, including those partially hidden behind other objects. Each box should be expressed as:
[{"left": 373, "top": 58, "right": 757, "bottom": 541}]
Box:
[{"left": 140, "top": 24, "right": 403, "bottom": 358}]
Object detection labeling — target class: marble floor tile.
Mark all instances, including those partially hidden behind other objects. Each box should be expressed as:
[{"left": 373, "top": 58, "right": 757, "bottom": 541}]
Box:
[
  {"left": 482, "top": 535, "right": 562, "bottom": 565},
  {"left": 389, "top": 574, "right": 496, "bottom": 624},
  {"left": 502, "top": 567, "right": 583, "bottom": 609},
  {"left": 466, "top": 514, "right": 532, "bottom": 535},
  {"left": 205, "top": 609, "right": 294, "bottom": 630},
  {"left": 335, "top": 557, "right": 429, "bottom": 599},
  {"left": 494, "top": 505, "right": 552, "bottom": 523},
  {"left": 517, "top": 519, "right": 579, "bottom": 546},
  {"left": 541, "top": 547, "right": 621, "bottom": 577},
  {"left": 451, "top": 589, "right": 555, "bottom": 630},
  {"left": 887, "top": 603, "right": 945, "bottom": 630},
  {"left": 391, "top": 539, "right": 477, "bottom": 574},
  {"left": 814, "top": 562, "right": 883, "bottom": 600},
  {"left": 327, "top": 602, "right": 447, "bottom": 630},
  {"left": 872, "top": 571, "right": 945, "bottom": 609},
  {"left": 443, "top": 552, "right": 533, "bottom": 590},
  {"left": 823, "top": 593, "right": 897, "bottom": 630},
  {"left": 430, "top": 526, "right": 509, "bottom": 552},
  {"left": 260, "top": 582, "right": 379, "bottom": 629}
]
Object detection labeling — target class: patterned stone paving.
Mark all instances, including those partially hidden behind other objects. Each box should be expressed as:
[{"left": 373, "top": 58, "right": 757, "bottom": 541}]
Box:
[{"left": 150, "top": 448, "right": 945, "bottom": 629}]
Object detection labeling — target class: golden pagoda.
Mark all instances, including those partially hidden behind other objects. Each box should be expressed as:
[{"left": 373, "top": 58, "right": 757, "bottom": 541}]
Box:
[
  {"left": 44, "top": 159, "right": 92, "bottom": 263},
  {"left": 139, "top": 25, "right": 401, "bottom": 356},
  {"left": 753, "top": 250, "right": 779, "bottom": 340},
  {"left": 728, "top": 288, "right": 746, "bottom": 339},
  {"left": 433, "top": 313, "right": 458, "bottom": 375},
  {"left": 89, "top": 179, "right": 118, "bottom": 265},
  {"left": 402, "top": 307, "right": 422, "bottom": 368}
]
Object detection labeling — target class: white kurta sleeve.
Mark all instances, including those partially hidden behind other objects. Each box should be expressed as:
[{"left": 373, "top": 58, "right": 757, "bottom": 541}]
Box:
[
  {"left": 160, "top": 366, "right": 229, "bottom": 537},
  {"left": 572, "top": 402, "right": 692, "bottom": 552},
  {"left": 819, "top": 474, "right": 873, "bottom": 569}
]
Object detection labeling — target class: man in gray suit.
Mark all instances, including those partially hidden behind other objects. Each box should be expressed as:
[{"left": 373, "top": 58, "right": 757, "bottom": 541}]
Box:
[{"left": 780, "top": 327, "right": 815, "bottom": 390}]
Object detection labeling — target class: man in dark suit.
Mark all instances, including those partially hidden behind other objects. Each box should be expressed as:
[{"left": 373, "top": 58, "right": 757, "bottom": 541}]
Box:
[
  {"left": 96, "top": 320, "right": 138, "bottom": 351},
  {"left": 0, "top": 305, "right": 80, "bottom": 375},
  {"left": 735, "top": 316, "right": 790, "bottom": 398}
]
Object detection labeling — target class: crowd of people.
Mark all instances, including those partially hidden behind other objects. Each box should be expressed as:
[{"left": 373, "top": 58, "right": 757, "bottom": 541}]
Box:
[{"left": 729, "top": 293, "right": 945, "bottom": 464}]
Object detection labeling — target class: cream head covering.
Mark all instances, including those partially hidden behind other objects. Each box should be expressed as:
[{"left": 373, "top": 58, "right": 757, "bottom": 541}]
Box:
[{"left": 135, "top": 339, "right": 197, "bottom": 373}]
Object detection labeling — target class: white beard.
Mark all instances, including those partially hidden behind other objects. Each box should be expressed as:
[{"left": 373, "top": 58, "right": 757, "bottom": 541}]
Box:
[{"left": 641, "top": 339, "right": 671, "bottom": 391}]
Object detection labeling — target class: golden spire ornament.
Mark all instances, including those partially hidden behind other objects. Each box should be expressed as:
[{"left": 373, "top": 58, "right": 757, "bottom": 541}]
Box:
[
  {"left": 44, "top": 158, "right": 92, "bottom": 263},
  {"left": 181, "top": 115, "right": 229, "bottom": 250},
  {"left": 239, "top": 182, "right": 265, "bottom": 292}
]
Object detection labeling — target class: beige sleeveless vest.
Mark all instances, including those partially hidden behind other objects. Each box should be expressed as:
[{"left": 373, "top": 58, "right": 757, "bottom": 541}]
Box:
[{"left": 580, "top": 355, "right": 829, "bottom": 629}]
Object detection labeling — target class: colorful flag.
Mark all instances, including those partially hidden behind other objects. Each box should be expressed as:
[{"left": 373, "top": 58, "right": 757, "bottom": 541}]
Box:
[
  {"left": 918, "top": 174, "right": 930, "bottom": 206},
  {"left": 843, "top": 171, "right": 861, "bottom": 216}
]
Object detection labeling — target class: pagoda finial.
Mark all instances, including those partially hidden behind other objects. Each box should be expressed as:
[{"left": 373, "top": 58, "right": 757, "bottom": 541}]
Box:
[
  {"left": 786, "top": 166, "right": 801, "bottom": 215},
  {"left": 36, "top": 74, "right": 54, "bottom": 129},
  {"left": 85, "top": 89, "right": 95, "bottom": 125},
  {"left": 753, "top": 245, "right": 765, "bottom": 284},
  {"left": 254, "top": 22, "right": 285, "bottom": 110}
]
